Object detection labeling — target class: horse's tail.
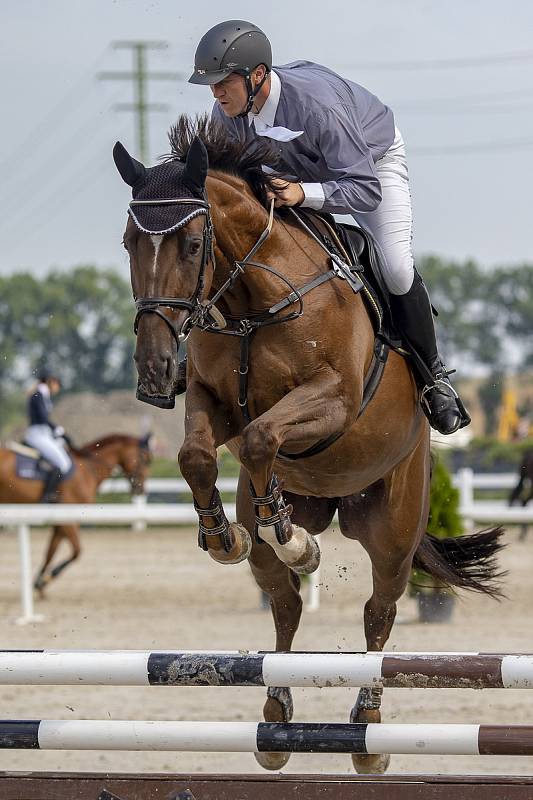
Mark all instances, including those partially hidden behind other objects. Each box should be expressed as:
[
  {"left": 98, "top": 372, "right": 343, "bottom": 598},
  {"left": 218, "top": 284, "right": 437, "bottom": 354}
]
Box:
[{"left": 412, "top": 527, "right": 506, "bottom": 598}]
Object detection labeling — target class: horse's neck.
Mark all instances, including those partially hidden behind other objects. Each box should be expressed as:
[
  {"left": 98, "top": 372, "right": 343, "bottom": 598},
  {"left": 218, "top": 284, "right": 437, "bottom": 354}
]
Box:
[
  {"left": 208, "top": 175, "right": 294, "bottom": 314},
  {"left": 81, "top": 442, "right": 121, "bottom": 487}
]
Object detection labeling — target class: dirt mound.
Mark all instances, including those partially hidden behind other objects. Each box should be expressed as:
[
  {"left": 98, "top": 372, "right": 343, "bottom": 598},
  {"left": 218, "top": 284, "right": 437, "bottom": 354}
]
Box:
[{"left": 54, "top": 390, "right": 185, "bottom": 459}]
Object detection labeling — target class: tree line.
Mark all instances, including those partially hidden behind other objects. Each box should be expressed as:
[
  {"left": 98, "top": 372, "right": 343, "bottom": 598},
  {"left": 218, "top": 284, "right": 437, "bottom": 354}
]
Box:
[
  {"left": 0, "top": 266, "right": 135, "bottom": 405},
  {"left": 0, "top": 258, "right": 531, "bottom": 411}
]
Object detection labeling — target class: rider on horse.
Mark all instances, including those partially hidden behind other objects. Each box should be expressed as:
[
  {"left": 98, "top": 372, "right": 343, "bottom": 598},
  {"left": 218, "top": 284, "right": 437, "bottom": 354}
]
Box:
[
  {"left": 187, "top": 20, "right": 470, "bottom": 436},
  {"left": 24, "top": 367, "right": 72, "bottom": 502}
]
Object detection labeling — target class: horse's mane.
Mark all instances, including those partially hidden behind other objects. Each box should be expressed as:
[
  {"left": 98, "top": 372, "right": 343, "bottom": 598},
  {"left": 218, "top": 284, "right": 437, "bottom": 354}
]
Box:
[
  {"left": 73, "top": 434, "right": 138, "bottom": 457},
  {"left": 164, "top": 114, "right": 282, "bottom": 206}
]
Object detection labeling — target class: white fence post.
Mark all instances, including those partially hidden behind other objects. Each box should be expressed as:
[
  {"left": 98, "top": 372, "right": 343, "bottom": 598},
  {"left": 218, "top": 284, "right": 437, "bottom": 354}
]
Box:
[
  {"left": 457, "top": 467, "right": 475, "bottom": 533},
  {"left": 306, "top": 564, "right": 321, "bottom": 612},
  {"left": 132, "top": 494, "right": 147, "bottom": 533},
  {"left": 15, "top": 524, "right": 43, "bottom": 626}
]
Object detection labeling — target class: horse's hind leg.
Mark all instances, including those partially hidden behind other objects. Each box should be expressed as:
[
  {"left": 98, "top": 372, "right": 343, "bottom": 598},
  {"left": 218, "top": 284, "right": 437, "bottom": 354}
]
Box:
[
  {"left": 339, "top": 445, "right": 430, "bottom": 774},
  {"left": 237, "top": 472, "right": 337, "bottom": 770},
  {"left": 349, "top": 553, "right": 414, "bottom": 773},
  {"left": 34, "top": 525, "right": 81, "bottom": 594}
]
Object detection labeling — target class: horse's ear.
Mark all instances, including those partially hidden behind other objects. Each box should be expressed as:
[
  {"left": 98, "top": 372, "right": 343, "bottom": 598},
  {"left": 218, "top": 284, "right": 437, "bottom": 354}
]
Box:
[
  {"left": 183, "top": 137, "right": 208, "bottom": 195},
  {"left": 113, "top": 141, "right": 146, "bottom": 188},
  {"left": 140, "top": 432, "right": 152, "bottom": 451}
]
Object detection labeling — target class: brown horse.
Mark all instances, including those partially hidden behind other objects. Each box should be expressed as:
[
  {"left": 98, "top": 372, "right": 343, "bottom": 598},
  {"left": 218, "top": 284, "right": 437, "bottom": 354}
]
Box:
[
  {"left": 114, "top": 117, "right": 503, "bottom": 774},
  {"left": 509, "top": 448, "right": 533, "bottom": 540},
  {"left": 0, "top": 434, "right": 152, "bottom": 591}
]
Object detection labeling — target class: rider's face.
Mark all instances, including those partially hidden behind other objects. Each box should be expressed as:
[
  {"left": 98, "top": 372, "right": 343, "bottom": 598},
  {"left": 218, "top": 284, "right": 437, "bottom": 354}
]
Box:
[
  {"left": 210, "top": 73, "right": 248, "bottom": 117},
  {"left": 210, "top": 67, "right": 266, "bottom": 118}
]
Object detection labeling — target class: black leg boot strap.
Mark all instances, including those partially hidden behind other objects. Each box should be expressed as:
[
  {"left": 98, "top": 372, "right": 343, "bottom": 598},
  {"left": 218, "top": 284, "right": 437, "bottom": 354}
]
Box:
[
  {"left": 250, "top": 474, "right": 293, "bottom": 545},
  {"left": 194, "top": 488, "right": 234, "bottom": 553}
]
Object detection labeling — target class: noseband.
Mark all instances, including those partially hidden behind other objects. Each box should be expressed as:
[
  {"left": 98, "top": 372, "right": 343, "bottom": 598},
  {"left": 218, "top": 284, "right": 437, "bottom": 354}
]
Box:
[{"left": 131, "top": 197, "right": 216, "bottom": 346}]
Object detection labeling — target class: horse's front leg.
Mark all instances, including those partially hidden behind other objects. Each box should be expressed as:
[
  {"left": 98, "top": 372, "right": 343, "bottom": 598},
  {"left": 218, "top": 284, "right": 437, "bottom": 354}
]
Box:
[
  {"left": 239, "top": 376, "right": 350, "bottom": 574},
  {"left": 178, "top": 380, "right": 251, "bottom": 565}
]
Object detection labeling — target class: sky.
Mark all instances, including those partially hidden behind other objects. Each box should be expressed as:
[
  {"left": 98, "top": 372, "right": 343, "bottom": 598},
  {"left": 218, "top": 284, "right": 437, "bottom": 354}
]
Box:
[{"left": 1, "top": 0, "right": 532, "bottom": 277}]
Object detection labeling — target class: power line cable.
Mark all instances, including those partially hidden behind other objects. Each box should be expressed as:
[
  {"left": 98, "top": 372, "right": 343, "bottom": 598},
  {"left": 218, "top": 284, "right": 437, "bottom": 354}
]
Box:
[
  {"left": 99, "top": 40, "right": 185, "bottom": 162},
  {"left": 399, "top": 101, "right": 533, "bottom": 115},
  {"left": 0, "top": 46, "right": 111, "bottom": 179},
  {"left": 0, "top": 114, "right": 131, "bottom": 238},
  {"left": 410, "top": 136, "right": 533, "bottom": 155},
  {"left": 0, "top": 81, "right": 127, "bottom": 202},
  {"left": 5, "top": 157, "right": 117, "bottom": 271},
  {"left": 392, "top": 86, "right": 533, "bottom": 111},
  {"left": 345, "top": 48, "right": 533, "bottom": 71}
]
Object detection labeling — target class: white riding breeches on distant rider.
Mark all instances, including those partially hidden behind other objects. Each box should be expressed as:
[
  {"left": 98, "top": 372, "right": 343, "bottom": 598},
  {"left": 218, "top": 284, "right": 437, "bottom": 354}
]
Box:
[
  {"left": 25, "top": 425, "right": 72, "bottom": 474},
  {"left": 358, "top": 127, "right": 415, "bottom": 296}
]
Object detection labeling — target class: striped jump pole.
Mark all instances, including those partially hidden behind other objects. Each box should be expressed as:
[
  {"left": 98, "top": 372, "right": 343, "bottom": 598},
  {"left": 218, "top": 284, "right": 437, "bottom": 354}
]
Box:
[
  {"left": 1, "top": 721, "right": 533, "bottom": 756},
  {"left": 1, "top": 650, "right": 532, "bottom": 689}
]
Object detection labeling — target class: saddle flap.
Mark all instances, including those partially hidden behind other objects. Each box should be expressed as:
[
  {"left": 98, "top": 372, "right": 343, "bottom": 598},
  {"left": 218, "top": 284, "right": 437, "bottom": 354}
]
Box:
[
  {"left": 7, "top": 441, "right": 41, "bottom": 459},
  {"left": 15, "top": 453, "right": 51, "bottom": 481}
]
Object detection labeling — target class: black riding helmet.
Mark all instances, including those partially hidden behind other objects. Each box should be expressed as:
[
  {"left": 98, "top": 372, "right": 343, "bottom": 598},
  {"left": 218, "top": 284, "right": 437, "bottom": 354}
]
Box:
[
  {"left": 189, "top": 20, "right": 272, "bottom": 116},
  {"left": 36, "top": 366, "right": 61, "bottom": 386}
]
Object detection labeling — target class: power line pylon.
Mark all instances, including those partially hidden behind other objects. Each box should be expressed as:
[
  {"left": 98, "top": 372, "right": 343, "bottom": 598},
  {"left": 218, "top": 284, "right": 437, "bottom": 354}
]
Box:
[{"left": 99, "top": 40, "right": 184, "bottom": 162}]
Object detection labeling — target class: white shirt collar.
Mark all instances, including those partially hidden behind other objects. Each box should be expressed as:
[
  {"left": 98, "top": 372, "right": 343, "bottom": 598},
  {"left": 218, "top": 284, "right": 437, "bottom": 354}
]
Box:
[
  {"left": 248, "top": 69, "right": 281, "bottom": 129},
  {"left": 38, "top": 382, "right": 51, "bottom": 399}
]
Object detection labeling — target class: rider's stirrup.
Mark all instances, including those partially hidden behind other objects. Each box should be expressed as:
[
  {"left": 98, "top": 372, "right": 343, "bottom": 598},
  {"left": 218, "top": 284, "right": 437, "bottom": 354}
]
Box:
[{"left": 421, "top": 364, "right": 471, "bottom": 435}]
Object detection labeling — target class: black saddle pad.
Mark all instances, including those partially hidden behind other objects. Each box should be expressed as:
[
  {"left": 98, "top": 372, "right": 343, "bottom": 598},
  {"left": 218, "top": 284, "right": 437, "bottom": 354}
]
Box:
[{"left": 15, "top": 453, "right": 52, "bottom": 481}]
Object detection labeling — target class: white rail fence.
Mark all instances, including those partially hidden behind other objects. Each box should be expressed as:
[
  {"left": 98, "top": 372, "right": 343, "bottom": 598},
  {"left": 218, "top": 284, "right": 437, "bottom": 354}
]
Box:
[
  {"left": 99, "top": 468, "right": 530, "bottom": 532},
  {"left": 1, "top": 470, "right": 530, "bottom": 626}
]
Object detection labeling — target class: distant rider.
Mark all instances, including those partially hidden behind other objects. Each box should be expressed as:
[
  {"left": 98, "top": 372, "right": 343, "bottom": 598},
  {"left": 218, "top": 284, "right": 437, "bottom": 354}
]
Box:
[{"left": 25, "top": 368, "right": 72, "bottom": 502}]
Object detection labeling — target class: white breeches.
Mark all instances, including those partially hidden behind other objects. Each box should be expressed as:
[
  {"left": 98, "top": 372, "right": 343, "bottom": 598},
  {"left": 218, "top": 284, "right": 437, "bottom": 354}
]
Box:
[
  {"left": 25, "top": 425, "right": 72, "bottom": 474},
  {"left": 362, "top": 127, "right": 415, "bottom": 296}
]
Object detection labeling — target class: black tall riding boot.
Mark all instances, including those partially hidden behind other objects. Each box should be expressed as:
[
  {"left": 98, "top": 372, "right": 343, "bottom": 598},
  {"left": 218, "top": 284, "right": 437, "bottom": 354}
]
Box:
[
  {"left": 389, "top": 271, "right": 471, "bottom": 435},
  {"left": 41, "top": 468, "right": 63, "bottom": 503}
]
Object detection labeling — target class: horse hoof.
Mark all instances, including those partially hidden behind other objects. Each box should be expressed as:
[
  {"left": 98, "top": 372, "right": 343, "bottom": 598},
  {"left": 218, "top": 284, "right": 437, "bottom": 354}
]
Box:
[
  {"left": 352, "top": 752, "right": 391, "bottom": 774},
  {"left": 287, "top": 526, "right": 321, "bottom": 575},
  {"left": 208, "top": 523, "right": 252, "bottom": 565},
  {"left": 33, "top": 575, "right": 49, "bottom": 592},
  {"left": 254, "top": 751, "right": 291, "bottom": 771},
  {"left": 254, "top": 686, "right": 293, "bottom": 771}
]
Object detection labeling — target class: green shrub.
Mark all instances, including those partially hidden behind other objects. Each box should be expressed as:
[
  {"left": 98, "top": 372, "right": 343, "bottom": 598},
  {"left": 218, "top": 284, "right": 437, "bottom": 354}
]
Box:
[{"left": 410, "top": 457, "right": 463, "bottom": 593}]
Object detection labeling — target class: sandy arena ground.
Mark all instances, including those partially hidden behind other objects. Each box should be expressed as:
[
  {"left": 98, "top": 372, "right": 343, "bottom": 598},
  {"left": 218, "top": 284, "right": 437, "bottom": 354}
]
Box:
[{"left": 1, "top": 521, "right": 532, "bottom": 777}]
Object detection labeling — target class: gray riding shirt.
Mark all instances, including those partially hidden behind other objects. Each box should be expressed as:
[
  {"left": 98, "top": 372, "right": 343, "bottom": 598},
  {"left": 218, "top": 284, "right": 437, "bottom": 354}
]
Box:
[{"left": 211, "top": 60, "right": 395, "bottom": 215}]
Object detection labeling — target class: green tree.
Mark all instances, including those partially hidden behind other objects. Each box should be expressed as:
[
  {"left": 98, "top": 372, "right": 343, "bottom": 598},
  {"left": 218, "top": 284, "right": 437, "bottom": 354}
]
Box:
[
  {"left": 419, "top": 255, "right": 503, "bottom": 368},
  {"left": 0, "top": 266, "right": 136, "bottom": 399}
]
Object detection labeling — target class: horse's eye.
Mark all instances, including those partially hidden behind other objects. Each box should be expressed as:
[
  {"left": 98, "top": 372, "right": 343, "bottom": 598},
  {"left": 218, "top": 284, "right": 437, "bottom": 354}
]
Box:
[{"left": 189, "top": 240, "right": 202, "bottom": 257}]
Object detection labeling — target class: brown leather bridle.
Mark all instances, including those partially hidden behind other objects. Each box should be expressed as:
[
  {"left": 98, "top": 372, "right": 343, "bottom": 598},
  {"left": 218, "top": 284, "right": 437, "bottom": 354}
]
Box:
[{"left": 131, "top": 196, "right": 215, "bottom": 347}]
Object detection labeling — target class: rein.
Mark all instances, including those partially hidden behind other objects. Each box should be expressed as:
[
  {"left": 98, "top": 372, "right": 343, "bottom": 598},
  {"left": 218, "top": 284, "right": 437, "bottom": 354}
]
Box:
[{"left": 130, "top": 190, "right": 384, "bottom": 459}]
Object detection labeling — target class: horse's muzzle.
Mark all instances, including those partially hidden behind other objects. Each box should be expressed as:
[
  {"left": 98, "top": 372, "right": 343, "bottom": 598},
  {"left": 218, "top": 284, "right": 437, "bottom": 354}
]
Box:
[{"left": 136, "top": 383, "right": 176, "bottom": 409}]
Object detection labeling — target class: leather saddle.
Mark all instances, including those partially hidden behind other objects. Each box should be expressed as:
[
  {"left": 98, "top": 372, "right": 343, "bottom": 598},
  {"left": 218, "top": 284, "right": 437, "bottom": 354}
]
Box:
[{"left": 289, "top": 208, "right": 397, "bottom": 339}]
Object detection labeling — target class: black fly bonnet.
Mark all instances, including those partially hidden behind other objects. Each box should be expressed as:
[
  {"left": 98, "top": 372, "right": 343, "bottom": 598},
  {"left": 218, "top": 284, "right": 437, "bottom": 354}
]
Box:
[{"left": 113, "top": 138, "right": 215, "bottom": 407}]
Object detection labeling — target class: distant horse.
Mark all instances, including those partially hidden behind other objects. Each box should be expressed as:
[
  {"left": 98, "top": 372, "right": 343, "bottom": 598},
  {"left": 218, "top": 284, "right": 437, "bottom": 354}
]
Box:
[
  {"left": 114, "top": 116, "right": 503, "bottom": 775},
  {"left": 0, "top": 434, "right": 152, "bottom": 591},
  {"left": 509, "top": 449, "right": 533, "bottom": 540}
]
